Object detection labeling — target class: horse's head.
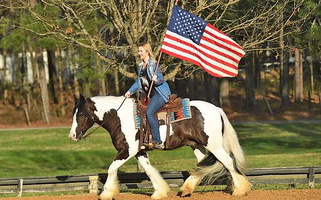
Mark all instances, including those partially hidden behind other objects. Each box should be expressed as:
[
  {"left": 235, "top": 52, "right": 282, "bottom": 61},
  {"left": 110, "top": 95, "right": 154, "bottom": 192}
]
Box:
[{"left": 69, "top": 94, "right": 95, "bottom": 142}]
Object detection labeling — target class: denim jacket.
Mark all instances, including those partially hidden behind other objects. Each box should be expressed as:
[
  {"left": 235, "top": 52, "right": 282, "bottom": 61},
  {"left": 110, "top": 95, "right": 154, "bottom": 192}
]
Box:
[{"left": 128, "top": 58, "right": 171, "bottom": 102}]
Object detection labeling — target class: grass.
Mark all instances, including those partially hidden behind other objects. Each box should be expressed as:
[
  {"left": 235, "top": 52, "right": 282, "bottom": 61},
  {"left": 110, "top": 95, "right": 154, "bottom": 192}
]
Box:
[
  {"left": 235, "top": 122, "right": 321, "bottom": 168},
  {"left": 0, "top": 122, "right": 321, "bottom": 178}
]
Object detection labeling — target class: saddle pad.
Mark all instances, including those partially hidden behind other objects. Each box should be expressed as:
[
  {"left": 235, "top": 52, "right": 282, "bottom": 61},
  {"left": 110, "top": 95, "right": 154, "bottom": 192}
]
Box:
[{"left": 133, "top": 98, "right": 192, "bottom": 129}]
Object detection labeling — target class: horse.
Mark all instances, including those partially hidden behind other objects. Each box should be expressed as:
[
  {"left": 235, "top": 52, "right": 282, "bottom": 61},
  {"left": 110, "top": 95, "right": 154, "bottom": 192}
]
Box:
[{"left": 68, "top": 94, "right": 251, "bottom": 200}]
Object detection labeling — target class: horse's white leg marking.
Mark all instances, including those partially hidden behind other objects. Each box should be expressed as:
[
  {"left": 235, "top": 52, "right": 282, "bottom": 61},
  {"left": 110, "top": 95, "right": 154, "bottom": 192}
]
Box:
[
  {"left": 180, "top": 147, "right": 206, "bottom": 196},
  {"left": 181, "top": 101, "right": 221, "bottom": 196},
  {"left": 193, "top": 148, "right": 206, "bottom": 163},
  {"left": 99, "top": 159, "right": 130, "bottom": 200},
  {"left": 137, "top": 155, "right": 170, "bottom": 199},
  {"left": 180, "top": 173, "right": 203, "bottom": 197}
]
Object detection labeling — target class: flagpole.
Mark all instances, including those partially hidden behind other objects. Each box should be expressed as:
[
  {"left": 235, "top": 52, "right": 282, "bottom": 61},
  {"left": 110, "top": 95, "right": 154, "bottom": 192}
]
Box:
[
  {"left": 147, "top": 51, "right": 162, "bottom": 98},
  {"left": 147, "top": 0, "right": 177, "bottom": 98}
]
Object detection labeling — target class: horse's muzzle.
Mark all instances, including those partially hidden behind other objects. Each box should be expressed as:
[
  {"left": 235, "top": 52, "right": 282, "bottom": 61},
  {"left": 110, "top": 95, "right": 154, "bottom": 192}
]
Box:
[{"left": 69, "top": 132, "right": 79, "bottom": 142}]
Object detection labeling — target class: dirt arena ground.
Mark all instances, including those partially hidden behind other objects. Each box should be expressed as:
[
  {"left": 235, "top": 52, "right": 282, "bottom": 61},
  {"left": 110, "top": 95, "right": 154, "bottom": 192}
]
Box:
[{"left": 2, "top": 189, "right": 321, "bottom": 200}]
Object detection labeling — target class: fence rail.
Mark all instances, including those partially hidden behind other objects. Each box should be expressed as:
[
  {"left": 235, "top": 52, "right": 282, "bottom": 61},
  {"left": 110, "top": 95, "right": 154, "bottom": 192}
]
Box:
[{"left": 0, "top": 166, "right": 320, "bottom": 197}]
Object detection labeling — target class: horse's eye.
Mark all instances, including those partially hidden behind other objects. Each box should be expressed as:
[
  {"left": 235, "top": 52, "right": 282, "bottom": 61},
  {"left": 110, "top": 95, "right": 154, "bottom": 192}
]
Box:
[{"left": 77, "top": 112, "right": 86, "bottom": 118}]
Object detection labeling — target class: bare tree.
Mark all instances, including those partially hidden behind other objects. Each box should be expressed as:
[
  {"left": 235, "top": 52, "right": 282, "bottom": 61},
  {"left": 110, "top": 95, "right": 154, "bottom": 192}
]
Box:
[{"left": 4, "top": 0, "right": 320, "bottom": 106}]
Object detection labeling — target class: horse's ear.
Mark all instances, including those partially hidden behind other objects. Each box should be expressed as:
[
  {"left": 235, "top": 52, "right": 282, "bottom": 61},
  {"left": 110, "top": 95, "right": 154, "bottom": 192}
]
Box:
[
  {"left": 79, "top": 94, "right": 86, "bottom": 104},
  {"left": 74, "top": 94, "right": 79, "bottom": 102}
]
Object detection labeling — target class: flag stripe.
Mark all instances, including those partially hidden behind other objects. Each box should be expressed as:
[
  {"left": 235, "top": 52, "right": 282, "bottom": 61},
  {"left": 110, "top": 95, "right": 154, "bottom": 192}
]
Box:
[
  {"left": 162, "top": 33, "right": 238, "bottom": 77},
  {"left": 200, "top": 36, "right": 241, "bottom": 65},
  {"left": 206, "top": 24, "right": 244, "bottom": 55},
  {"left": 162, "top": 30, "right": 239, "bottom": 76},
  {"left": 163, "top": 36, "right": 236, "bottom": 74},
  {"left": 161, "top": 41, "right": 238, "bottom": 77},
  {"left": 165, "top": 31, "right": 239, "bottom": 70},
  {"left": 161, "top": 47, "right": 234, "bottom": 77},
  {"left": 200, "top": 39, "right": 239, "bottom": 65},
  {"left": 203, "top": 29, "right": 244, "bottom": 59},
  {"left": 202, "top": 26, "right": 243, "bottom": 63}
]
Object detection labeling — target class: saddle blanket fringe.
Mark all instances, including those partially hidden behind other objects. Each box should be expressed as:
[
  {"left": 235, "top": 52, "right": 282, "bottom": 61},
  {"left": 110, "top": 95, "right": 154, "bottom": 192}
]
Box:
[{"left": 134, "top": 98, "right": 192, "bottom": 129}]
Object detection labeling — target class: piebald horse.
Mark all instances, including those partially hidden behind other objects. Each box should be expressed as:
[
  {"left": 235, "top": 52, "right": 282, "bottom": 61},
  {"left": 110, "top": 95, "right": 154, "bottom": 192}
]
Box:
[{"left": 69, "top": 94, "right": 251, "bottom": 200}]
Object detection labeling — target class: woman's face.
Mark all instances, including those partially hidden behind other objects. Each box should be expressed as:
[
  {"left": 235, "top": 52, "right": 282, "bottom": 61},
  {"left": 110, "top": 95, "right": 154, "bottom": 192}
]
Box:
[{"left": 138, "top": 46, "right": 149, "bottom": 61}]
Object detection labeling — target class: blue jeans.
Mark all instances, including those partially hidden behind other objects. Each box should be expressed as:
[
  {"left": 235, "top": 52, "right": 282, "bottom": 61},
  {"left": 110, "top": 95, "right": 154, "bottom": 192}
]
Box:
[{"left": 146, "top": 92, "right": 166, "bottom": 143}]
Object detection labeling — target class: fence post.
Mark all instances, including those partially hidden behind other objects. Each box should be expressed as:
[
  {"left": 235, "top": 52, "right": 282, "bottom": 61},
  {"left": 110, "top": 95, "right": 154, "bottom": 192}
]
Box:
[
  {"left": 17, "top": 179, "right": 23, "bottom": 197},
  {"left": 89, "top": 175, "right": 99, "bottom": 194},
  {"left": 308, "top": 167, "right": 315, "bottom": 188}
]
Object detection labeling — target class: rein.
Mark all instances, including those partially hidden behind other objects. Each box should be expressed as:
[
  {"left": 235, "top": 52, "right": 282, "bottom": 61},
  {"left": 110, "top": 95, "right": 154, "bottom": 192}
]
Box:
[{"left": 81, "top": 97, "right": 127, "bottom": 140}]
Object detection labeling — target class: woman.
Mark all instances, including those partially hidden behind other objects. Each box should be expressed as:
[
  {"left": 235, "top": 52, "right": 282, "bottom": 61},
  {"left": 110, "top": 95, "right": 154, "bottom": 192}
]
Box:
[{"left": 125, "top": 42, "right": 171, "bottom": 149}]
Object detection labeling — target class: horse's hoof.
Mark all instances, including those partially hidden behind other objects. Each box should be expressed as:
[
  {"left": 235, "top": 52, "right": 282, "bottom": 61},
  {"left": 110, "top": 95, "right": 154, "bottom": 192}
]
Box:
[
  {"left": 151, "top": 191, "right": 168, "bottom": 199},
  {"left": 179, "top": 190, "right": 191, "bottom": 197},
  {"left": 232, "top": 189, "right": 247, "bottom": 196},
  {"left": 99, "top": 189, "right": 118, "bottom": 200}
]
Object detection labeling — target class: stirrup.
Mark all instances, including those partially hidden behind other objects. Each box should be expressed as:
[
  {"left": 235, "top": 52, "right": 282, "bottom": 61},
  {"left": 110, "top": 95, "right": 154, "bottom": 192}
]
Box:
[
  {"left": 142, "top": 142, "right": 153, "bottom": 149},
  {"left": 153, "top": 142, "right": 164, "bottom": 150}
]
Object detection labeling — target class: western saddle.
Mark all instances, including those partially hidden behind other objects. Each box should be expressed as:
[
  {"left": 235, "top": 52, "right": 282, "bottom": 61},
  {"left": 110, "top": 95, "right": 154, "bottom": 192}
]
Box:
[{"left": 136, "top": 94, "right": 183, "bottom": 150}]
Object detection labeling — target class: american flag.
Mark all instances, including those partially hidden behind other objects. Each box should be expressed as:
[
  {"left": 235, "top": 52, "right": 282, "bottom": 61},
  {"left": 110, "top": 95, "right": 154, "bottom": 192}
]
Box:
[{"left": 161, "top": 5, "right": 245, "bottom": 77}]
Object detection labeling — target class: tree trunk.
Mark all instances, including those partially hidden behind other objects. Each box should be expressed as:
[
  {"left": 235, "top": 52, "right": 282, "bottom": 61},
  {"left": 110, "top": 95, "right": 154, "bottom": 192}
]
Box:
[
  {"left": 203, "top": 73, "right": 209, "bottom": 101},
  {"left": 245, "top": 52, "right": 256, "bottom": 109},
  {"left": 14, "top": 52, "right": 21, "bottom": 107},
  {"left": 36, "top": 48, "right": 50, "bottom": 124},
  {"left": 21, "top": 42, "right": 32, "bottom": 119},
  {"left": 294, "top": 48, "right": 303, "bottom": 102},
  {"left": 105, "top": 73, "right": 111, "bottom": 95},
  {"left": 220, "top": 79, "right": 230, "bottom": 107},
  {"left": 200, "top": 73, "right": 207, "bottom": 101},
  {"left": 256, "top": 52, "right": 262, "bottom": 91},
  {"left": 56, "top": 48, "right": 66, "bottom": 116},
  {"left": 281, "top": 54, "right": 290, "bottom": 108},
  {"left": 27, "top": 36, "right": 41, "bottom": 116},
  {"left": 114, "top": 69, "right": 120, "bottom": 95},
  {"left": 98, "top": 58, "right": 107, "bottom": 96},
  {"left": 307, "top": 44, "right": 314, "bottom": 97},
  {"left": 188, "top": 73, "right": 195, "bottom": 99},
  {"left": 47, "top": 50, "right": 58, "bottom": 104},
  {"left": 1, "top": 49, "right": 8, "bottom": 105},
  {"left": 27, "top": 36, "right": 38, "bottom": 86},
  {"left": 69, "top": 49, "right": 80, "bottom": 97},
  {"left": 211, "top": 76, "right": 220, "bottom": 106},
  {"left": 280, "top": 14, "right": 290, "bottom": 108}
]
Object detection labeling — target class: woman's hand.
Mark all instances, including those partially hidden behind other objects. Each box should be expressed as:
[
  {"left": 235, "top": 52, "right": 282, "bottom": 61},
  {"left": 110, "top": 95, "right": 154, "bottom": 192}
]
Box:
[
  {"left": 152, "top": 74, "right": 157, "bottom": 82},
  {"left": 125, "top": 91, "right": 131, "bottom": 98}
]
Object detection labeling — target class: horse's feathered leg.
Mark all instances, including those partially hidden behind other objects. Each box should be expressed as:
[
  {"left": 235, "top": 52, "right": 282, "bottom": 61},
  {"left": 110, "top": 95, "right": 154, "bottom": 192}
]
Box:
[
  {"left": 136, "top": 153, "right": 170, "bottom": 199},
  {"left": 180, "top": 145, "right": 207, "bottom": 197},
  {"left": 206, "top": 147, "right": 251, "bottom": 196},
  {"left": 193, "top": 107, "right": 251, "bottom": 196},
  {"left": 180, "top": 173, "right": 203, "bottom": 197},
  {"left": 180, "top": 102, "right": 251, "bottom": 197},
  {"left": 99, "top": 155, "right": 132, "bottom": 200},
  {"left": 218, "top": 108, "right": 252, "bottom": 195}
]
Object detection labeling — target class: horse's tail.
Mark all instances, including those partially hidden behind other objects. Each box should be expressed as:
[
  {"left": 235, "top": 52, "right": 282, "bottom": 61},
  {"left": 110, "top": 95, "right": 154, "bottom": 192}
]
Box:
[
  {"left": 190, "top": 107, "right": 246, "bottom": 184},
  {"left": 219, "top": 107, "right": 246, "bottom": 174}
]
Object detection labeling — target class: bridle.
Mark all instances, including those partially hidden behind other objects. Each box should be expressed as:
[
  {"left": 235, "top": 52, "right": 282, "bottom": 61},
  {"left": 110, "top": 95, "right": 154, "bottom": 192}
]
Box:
[{"left": 80, "top": 97, "right": 127, "bottom": 140}]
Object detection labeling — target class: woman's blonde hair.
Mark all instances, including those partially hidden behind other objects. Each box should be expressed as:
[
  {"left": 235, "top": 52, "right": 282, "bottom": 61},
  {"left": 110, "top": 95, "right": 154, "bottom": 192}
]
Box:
[{"left": 139, "top": 42, "right": 155, "bottom": 60}]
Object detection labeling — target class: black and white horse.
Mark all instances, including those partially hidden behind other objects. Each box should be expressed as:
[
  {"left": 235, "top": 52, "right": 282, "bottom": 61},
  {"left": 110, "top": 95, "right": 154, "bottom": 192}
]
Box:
[{"left": 69, "top": 94, "right": 251, "bottom": 200}]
